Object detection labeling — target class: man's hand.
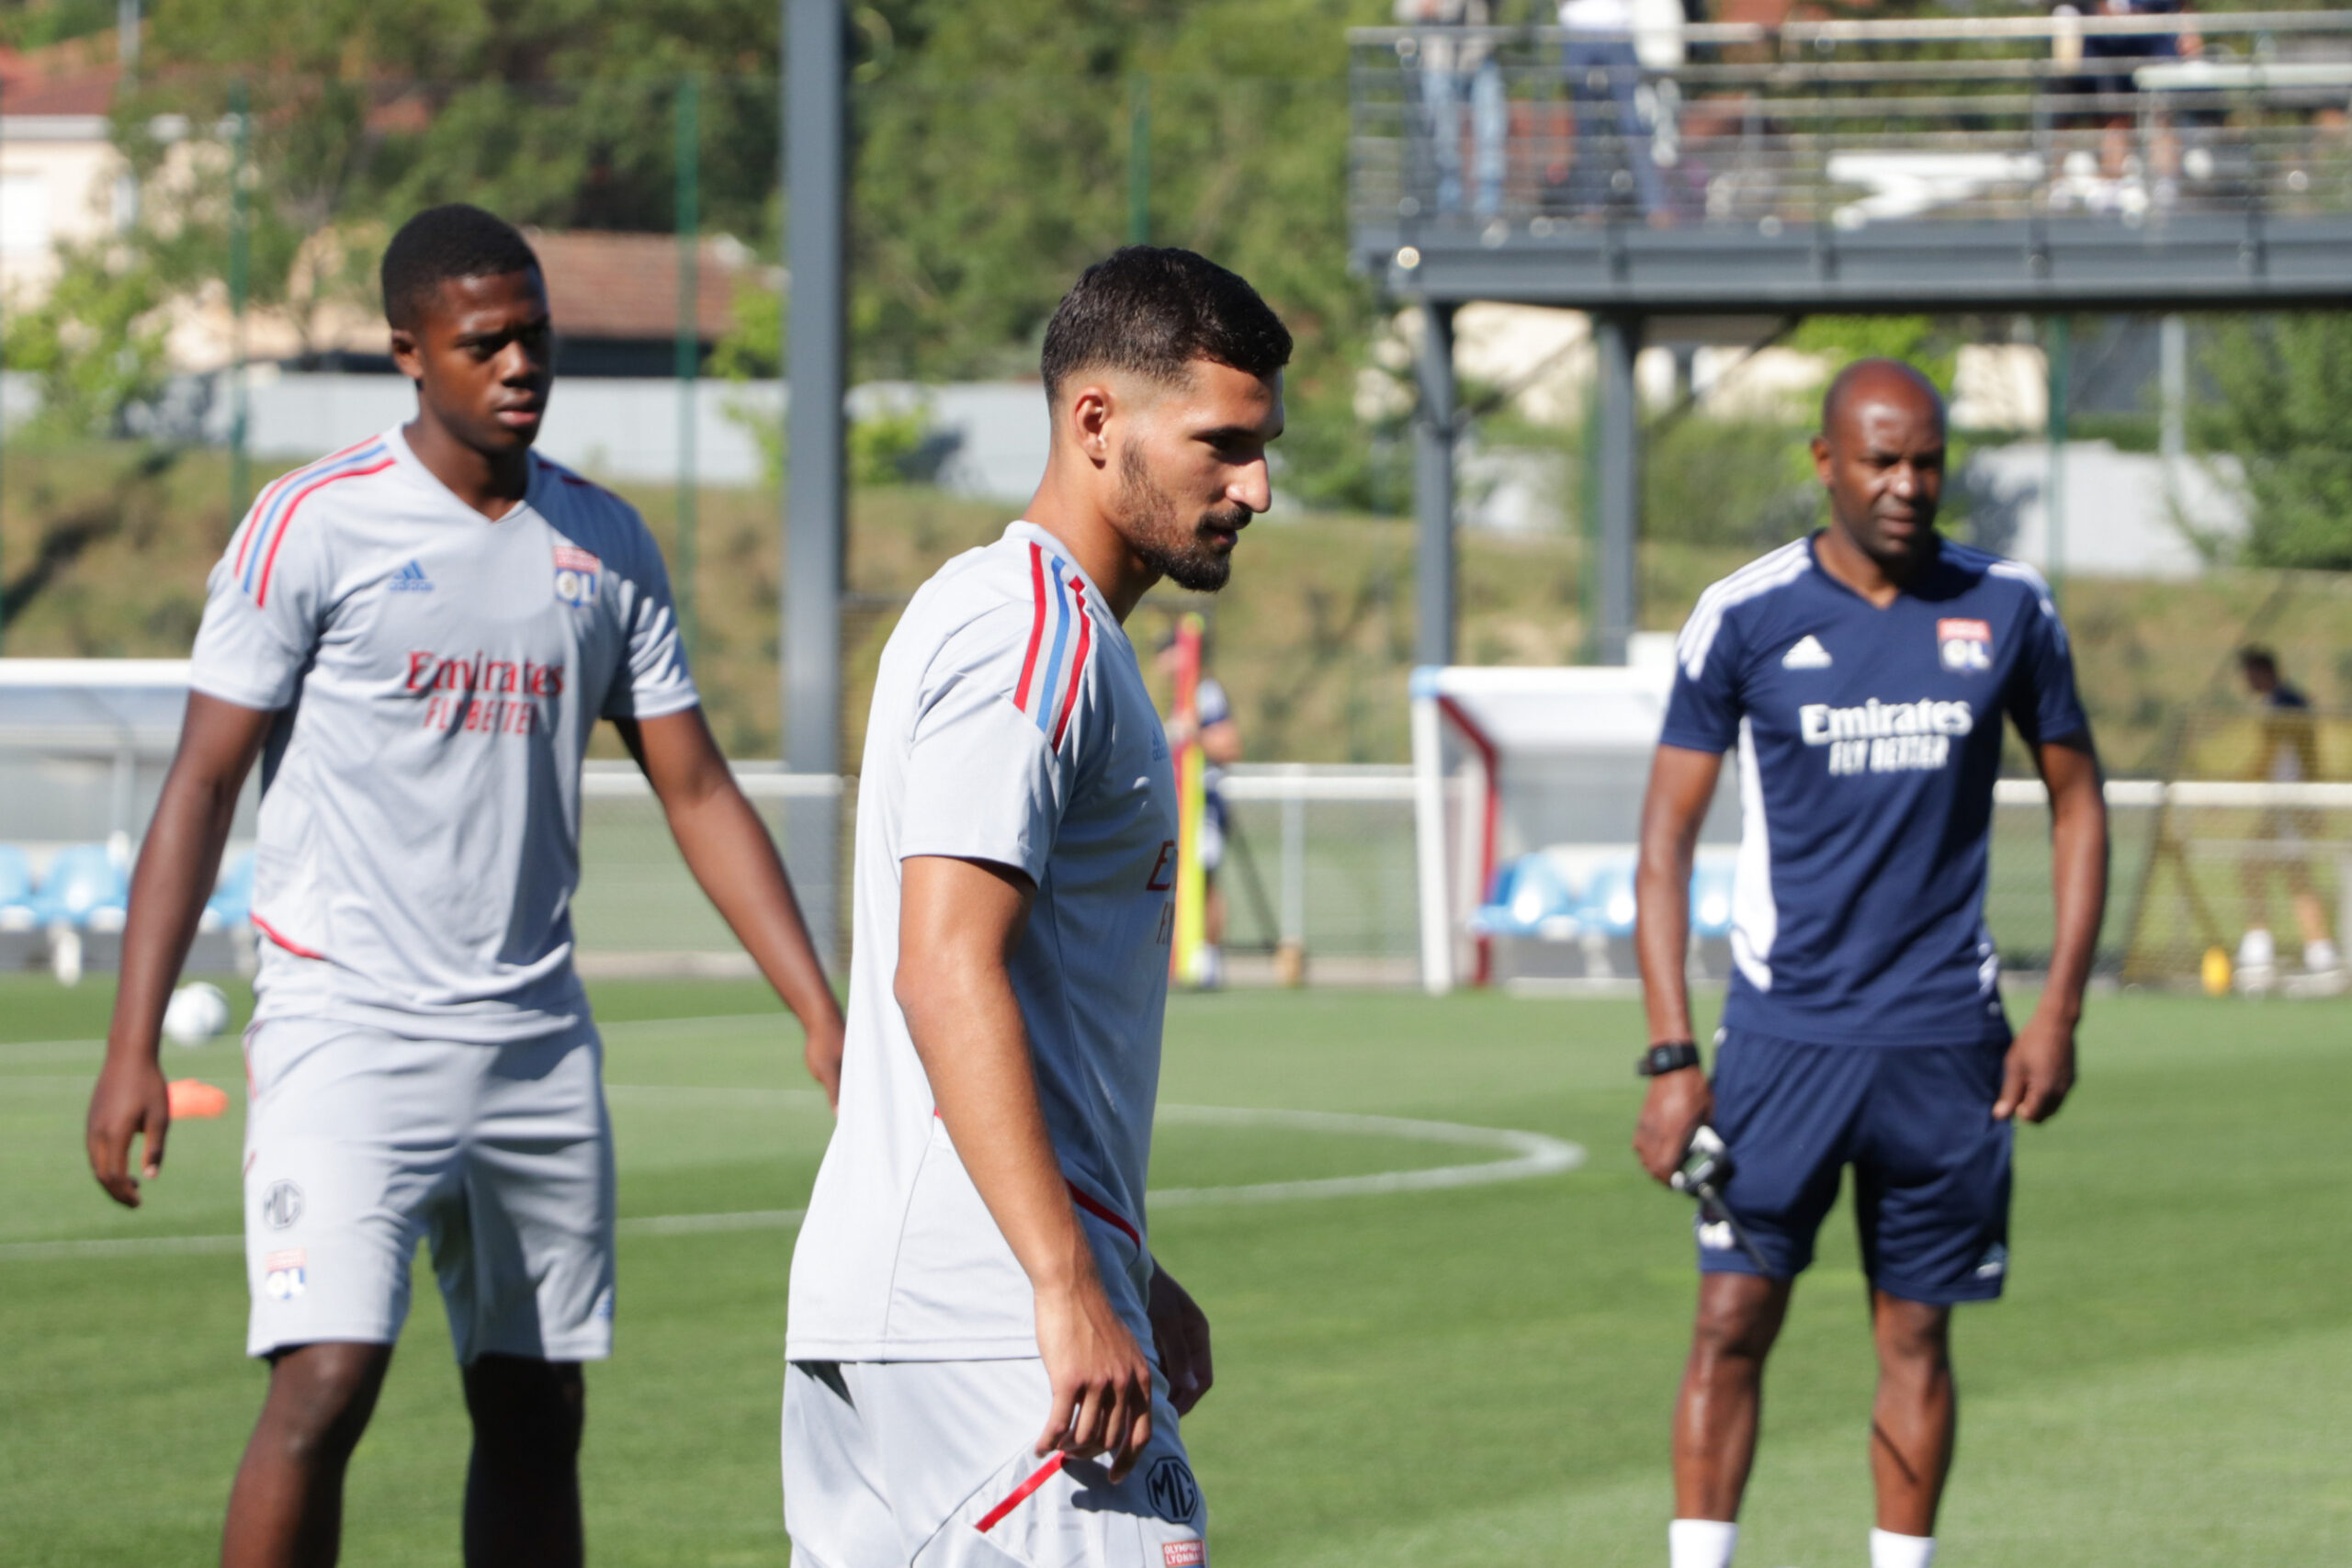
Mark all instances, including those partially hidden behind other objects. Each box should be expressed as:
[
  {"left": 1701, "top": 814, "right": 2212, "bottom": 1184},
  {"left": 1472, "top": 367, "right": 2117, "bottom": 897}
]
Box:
[
  {"left": 1148, "top": 1263, "right": 1214, "bottom": 1416},
  {"left": 1035, "top": 1274, "right": 1156, "bottom": 1483},
  {"left": 1633, "top": 1067, "right": 1713, "bottom": 1184},
  {"left": 1995, "top": 1012, "right": 2075, "bottom": 1123},
  {"left": 87, "top": 1054, "right": 172, "bottom": 1207},
  {"left": 86, "top": 692, "right": 272, "bottom": 1210}
]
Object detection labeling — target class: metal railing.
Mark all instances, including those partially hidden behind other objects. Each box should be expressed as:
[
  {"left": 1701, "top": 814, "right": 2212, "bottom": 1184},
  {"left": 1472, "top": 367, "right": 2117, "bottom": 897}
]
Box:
[{"left": 1351, "top": 11, "right": 2352, "bottom": 236}]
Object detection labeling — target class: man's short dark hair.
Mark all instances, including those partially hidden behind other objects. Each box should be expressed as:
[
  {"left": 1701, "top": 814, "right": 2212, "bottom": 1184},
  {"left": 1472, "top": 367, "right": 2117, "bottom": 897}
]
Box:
[
  {"left": 381, "top": 204, "right": 540, "bottom": 330},
  {"left": 2241, "top": 646, "right": 2278, "bottom": 673},
  {"left": 1040, "top": 247, "right": 1291, "bottom": 403}
]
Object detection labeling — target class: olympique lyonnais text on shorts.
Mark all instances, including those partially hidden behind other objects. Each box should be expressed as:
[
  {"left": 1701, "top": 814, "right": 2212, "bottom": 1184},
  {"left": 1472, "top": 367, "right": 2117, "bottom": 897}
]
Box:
[
  {"left": 242, "top": 1016, "right": 615, "bottom": 1362},
  {"left": 1698, "top": 1029, "right": 2015, "bottom": 1305},
  {"left": 783, "top": 1358, "right": 1207, "bottom": 1568}
]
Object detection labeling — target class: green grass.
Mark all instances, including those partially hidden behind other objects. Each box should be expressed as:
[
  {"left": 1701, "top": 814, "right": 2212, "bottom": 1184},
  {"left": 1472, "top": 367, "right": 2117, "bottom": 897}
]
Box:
[{"left": 1, "top": 976, "right": 2346, "bottom": 1565}]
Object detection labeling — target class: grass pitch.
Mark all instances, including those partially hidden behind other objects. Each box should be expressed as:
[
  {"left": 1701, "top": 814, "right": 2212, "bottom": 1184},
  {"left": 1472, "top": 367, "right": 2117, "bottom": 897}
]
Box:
[{"left": 0, "top": 976, "right": 2345, "bottom": 1566}]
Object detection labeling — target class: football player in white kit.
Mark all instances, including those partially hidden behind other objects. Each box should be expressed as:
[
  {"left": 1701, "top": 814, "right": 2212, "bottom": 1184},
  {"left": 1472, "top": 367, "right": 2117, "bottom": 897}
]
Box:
[
  {"left": 781, "top": 248, "right": 1290, "bottom": 1568},
  {"left": 84, "top": 205, "right": 846, "bottom": 1568}
]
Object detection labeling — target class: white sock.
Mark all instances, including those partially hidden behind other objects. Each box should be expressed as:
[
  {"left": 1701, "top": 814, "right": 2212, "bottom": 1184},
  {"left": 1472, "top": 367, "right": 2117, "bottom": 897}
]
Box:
[
  {"left": 2305, "top": 938, "right": 2339, "bottom": 973},
  {"left": 2239, "top": 927, "right": 2275, "bottom": 968},
  {"left": 1668, "top": 1517, "right": 1738, "bottom": 1568},
  {"left": 1870, "top": 1528, "right": 1936, "bottom": 1568}
]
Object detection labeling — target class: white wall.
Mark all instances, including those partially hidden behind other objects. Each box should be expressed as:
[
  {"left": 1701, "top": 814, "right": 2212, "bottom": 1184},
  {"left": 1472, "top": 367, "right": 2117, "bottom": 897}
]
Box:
[
  {"left": 1962, "top": 440, "right": 2245, "bottom": 580},
  {"left": 194, "top": 373, "right": 1054, "bottom": 501}
]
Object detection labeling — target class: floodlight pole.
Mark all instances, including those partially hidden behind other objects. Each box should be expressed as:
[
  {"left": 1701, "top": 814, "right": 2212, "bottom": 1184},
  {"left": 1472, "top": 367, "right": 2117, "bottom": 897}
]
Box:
[
  {"left": 1594, "top": 312, "right": 1640, "bottom": 667},
  {"left": 1414, "top": 299, "right": 1457, "bottom": 669},
  {"left": 785, "top": 0, "right": 845, "bottom": 776},
  {"left": 674, "top": 74, "right": 701, "bottom": 661}
]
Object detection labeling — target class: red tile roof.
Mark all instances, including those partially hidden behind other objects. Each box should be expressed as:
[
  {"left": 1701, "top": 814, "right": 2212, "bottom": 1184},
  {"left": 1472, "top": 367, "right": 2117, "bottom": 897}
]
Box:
[
  {"left": 526, "top": 230, "right": 756, "bottom": 344},
  {"left": 0, "top": 48, "right": 119, "bottom": 118}
]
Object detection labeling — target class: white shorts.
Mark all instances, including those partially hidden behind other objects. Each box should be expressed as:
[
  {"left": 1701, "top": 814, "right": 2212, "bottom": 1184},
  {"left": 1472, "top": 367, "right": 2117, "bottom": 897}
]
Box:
[
  {"left": 783, "top": 1359, "right": 1207, "bottom": 1568},
  {"left": 242, "top": 1016, "right": 615, "bottom": 1364}
]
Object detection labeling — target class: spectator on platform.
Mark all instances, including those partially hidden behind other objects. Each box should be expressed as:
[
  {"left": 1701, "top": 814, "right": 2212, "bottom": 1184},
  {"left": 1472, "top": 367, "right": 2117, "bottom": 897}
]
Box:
[
  {"left": 1397, "top": 0, "right": 1509, "bottom": 221},
  {"left": 2054, "top": 0, "right": 2201, "bottom": 198},
  {"left": 1559, "top": 0, "right": 1670, "bottom": 220}
]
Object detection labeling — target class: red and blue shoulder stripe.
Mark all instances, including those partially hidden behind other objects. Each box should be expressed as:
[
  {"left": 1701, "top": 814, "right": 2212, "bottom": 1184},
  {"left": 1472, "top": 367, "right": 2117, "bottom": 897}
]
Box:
[
  {"left": 229, "top": 437, "right": 395, "bottom": 605},
  {"left": 1011, "top": 542, "right": 1092, "bottom": 750}
]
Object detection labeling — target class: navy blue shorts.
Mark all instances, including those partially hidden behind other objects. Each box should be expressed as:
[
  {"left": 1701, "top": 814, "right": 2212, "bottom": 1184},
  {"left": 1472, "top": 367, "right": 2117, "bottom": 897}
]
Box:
[{"left": 1697, "top": 1030, "right": 2015, "bottom": 1305}]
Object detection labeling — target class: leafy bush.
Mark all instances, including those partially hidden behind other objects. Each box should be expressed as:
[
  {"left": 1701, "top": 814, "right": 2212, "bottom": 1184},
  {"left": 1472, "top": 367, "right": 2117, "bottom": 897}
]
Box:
[
  {"left": 2195, "top": 313, "right": 2352, "bottom": 570},
  {"left": 2, "top": 242, "right": 172, "bottom": 440}
]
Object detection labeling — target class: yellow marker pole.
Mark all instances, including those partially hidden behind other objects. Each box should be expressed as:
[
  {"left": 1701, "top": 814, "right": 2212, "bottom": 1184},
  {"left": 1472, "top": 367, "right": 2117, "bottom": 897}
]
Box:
[{"left": 1170, "top": 613, "right": 1208, "bottom": 986}]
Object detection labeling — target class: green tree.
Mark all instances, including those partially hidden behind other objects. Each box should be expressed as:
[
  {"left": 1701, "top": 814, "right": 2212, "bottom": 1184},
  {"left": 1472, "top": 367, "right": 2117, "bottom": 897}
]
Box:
[
  {"left": 2195, "top": 313, "right": 2352, "bottom": 571},
  {"left": 3, "top": 240, "right": 172, "bottom": 438}
]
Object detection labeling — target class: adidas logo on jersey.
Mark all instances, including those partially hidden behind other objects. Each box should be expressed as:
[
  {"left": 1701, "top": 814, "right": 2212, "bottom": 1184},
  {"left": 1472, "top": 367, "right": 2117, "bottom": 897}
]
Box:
[
  {"left": 389, "top": 559, "right": 434, "bottom": 592},
  {"left": 1781, "top": 635, "right": 1832, "bottom": 669}
]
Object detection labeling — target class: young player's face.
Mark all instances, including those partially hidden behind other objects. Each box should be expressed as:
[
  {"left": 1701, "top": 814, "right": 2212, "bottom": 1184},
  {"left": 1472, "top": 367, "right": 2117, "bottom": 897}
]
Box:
[
  {"left": 1107, "top": 360, "right": 1283, "bottom": 593},
  {"left": 1813, "top": 385, "right": 1944, "bottom": 570},
  {"left": 391, "top": 268, "right": 554, "bottom": 457}
]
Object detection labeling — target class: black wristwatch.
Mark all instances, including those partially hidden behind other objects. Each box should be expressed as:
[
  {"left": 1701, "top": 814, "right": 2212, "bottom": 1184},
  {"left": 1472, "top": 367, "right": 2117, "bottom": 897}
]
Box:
[{"left": 1637, "top": 1041, "right": 1702, "bottom": 1077}]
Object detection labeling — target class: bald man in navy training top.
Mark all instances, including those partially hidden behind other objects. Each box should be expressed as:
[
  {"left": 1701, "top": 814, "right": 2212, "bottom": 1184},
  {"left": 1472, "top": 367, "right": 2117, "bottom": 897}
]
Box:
[{"left": 1629, "top": 360, "right": 2109, "bottom": 1568}]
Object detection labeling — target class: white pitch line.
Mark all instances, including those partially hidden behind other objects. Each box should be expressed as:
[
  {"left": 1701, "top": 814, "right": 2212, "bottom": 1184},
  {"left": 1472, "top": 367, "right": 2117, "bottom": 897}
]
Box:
[{"left": 0, "top": 1099, "right": 1580, "bottom": 1262}]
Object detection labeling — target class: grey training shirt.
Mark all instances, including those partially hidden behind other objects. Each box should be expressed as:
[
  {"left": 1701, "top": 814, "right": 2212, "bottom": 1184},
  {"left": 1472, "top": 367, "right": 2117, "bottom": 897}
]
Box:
[{"left": 188, "top": 426, "right": 698, "bottom": 1042}]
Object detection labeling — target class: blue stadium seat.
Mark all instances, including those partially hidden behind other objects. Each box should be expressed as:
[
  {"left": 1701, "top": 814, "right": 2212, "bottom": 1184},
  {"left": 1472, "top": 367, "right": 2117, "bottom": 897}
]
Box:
[
  {"left": 1473, "top": 852, "right": 1580, "bottom": 939},
  {"left": 1577, "top": 856, "right": 1641, "bottom": 937},
  {"left": 37, "top": 844, "right": 130, "bottom": 931},
  {"left": 1690, "top": 860, "right": 1736, "bottom": 939},
  {"left": 201, "top": 851, "right": 255, "bottom": 931},
  {"left": 0, "top": 845, "right": 39, "bottom": 932}
]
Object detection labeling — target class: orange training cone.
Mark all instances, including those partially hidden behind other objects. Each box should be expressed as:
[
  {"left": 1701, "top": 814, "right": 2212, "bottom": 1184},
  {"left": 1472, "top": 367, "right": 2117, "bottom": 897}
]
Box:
[{"left": 167, "top": 1079, "right": 230, "bottom": 1119}]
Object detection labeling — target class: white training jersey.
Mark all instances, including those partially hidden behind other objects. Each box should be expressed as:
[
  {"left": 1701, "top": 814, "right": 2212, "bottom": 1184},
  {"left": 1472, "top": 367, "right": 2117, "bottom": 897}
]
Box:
[
  {"left": 187, "top": 425, "right": 698, "bottom": 1043},
  {"left": 786, "top": 521, "right": 1178, "bottom": 1362}
]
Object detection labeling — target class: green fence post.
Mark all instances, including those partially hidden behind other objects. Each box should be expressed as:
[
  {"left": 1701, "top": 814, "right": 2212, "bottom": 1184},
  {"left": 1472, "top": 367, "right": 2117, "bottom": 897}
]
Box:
[
  {"left": 1127, "top": 74, "right": 1151, "bottom": 246},
  {"left": 674, "top": 74, "right": 701, "bottom": 660},
  {"left": 228, "top": 79, "right": 251, "bottom": 525}
]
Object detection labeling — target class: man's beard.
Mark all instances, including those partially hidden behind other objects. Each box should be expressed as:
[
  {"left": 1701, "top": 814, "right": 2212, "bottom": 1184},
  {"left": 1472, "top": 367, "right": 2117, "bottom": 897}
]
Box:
[{"left": 1116, "top": 440, "right": 1245, "bottom": 593}]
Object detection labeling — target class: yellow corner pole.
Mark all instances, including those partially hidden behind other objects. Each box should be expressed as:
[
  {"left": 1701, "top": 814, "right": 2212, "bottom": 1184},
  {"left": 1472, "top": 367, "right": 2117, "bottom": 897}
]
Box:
[{"left": 1170, "top": 613, "right": 1208, "bottom": 985}]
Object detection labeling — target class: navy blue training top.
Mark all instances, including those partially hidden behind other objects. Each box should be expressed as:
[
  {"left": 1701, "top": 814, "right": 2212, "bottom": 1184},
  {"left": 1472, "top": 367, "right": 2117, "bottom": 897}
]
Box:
[{"left": 1660, "top": 534, "right": 2090, "bottom": 1046}]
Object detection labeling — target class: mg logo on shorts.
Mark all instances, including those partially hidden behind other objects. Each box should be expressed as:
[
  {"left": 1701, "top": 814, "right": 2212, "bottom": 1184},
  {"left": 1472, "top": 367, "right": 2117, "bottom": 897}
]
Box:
[
  {"left": 1146, "top": 1456, "right": 1201, "bottom": 1526},
  {"left": 261, "top": 1180, "right": 304, "bottom": 1231}
]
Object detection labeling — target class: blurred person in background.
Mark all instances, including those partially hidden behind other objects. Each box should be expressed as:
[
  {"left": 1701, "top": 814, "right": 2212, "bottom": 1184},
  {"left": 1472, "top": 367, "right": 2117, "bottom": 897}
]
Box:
[
  {"left": 1559, "top": 0, "right": 1670, "bottom": 220},
  {"left": 1398, "top": 0, "right": 1509, "bottom": 221},
  {"left": 2233, "top": 647, "right": 2341, "bottom": 992},
  {"left": 1159, "top": 630, "right": 1244, "bottom": 988},
  {"left": 2053, "top": 0, "right": 2201, "bottom": 202}
]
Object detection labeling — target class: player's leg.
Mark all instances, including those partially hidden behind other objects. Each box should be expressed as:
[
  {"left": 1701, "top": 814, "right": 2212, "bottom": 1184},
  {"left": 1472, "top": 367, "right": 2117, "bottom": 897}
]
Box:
[
  {"left": 2280, "top": 826, "right": 2339, "bottom": 974},
  {"left": 1668, "top": 1032, "right": 1869, "bottom": 1564},
  {"left": 231, "top": 1021, "right": 453, "bottom": 1566},
  {"left": 435, "top": 1021, "right": 613, "bottom": 1568},
  {"left": 1866, "top": 1291, "right": 1953, "bottom": 1538},
  {"left": 459, "top": 1355, "right": 586, "bottom": 1568},
  {"left": 221, "top": 1341, "right": 395, "bottom": 1568},
  {"left": 1672, "top": 1272, "right": 1792, "bottom": 1519},
  {"left": 1849, "top": 1040, "right": 2015, "bottom": 1564}
]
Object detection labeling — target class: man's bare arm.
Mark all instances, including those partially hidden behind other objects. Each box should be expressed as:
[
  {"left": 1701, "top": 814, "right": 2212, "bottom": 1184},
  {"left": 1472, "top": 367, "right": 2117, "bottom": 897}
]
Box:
[
  {"left": 896, "top": 854, "right": 1155, "bottom": 1480},
  {"left": 1996, "top": 735, "right": 2108, "bottom": 1123},
  {"left": 616, "top": 708, "right": 846, "bottom": 1105},
  {"left": 87, "top": 693, "right": 275, "bottom": 1207},
  {"left": 1632, "top": 743, "right": 1724, "bottom": 1183}
]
